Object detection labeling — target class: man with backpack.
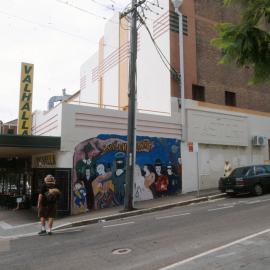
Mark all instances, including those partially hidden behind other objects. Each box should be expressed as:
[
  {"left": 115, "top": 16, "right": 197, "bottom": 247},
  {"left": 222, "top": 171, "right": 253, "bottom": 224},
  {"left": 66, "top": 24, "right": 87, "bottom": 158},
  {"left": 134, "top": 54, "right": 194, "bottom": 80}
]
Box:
[{"left": 37, "top": 174, "right": 61, "bottom": 236}]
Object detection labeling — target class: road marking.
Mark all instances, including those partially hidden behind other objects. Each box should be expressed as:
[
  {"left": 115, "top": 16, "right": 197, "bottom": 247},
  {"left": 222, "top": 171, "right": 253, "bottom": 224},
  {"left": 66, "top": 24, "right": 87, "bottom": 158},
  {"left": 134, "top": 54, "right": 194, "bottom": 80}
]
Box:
[
  {"left": 244, "top": 198, "right": 270, "bottom": 204},
  {"left": 0, "top": 222, "right": 13, "bottom": 230},
  {"left": 156, "top": 213, "right": 191, "bottom": 220},
  {"left": 103, "top": 221, "right": 135, "bottom": 228},
  {"left": 0, "top": 221, "right": 39, "bottom": 230},
  {"left": 0, "top": 232, "right": 37, "bottom": 240},
  {"left": 216, "top": 252, "right": 236, "bottom": 258},
  {"left": 259, "top": 198, "right": 270, "bottom": 203},
  {"left": 159, "top": 227, "right": 270, "bottom": 270},
  {"left": 208, "top": 206, "right": 234, "bottom": 212},
  {"left": 0, "top": 227, "right": 84, "bottom": 240},
  {"left": 217, "top": 203, "right": 236, "bottom": 207},
  {"left": 246, "top": 200, "right": 261, "bottom": 204},
  {"left": 53, "top": 229, "right": 82, "bottom": 234}
]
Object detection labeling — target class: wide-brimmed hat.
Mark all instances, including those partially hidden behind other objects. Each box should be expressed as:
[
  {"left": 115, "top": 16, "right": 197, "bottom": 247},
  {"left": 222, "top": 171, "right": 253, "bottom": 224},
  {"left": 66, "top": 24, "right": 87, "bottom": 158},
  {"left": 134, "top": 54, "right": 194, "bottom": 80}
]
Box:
[{"left": 44, "top": 174, "right": 55, "bottom": 184}]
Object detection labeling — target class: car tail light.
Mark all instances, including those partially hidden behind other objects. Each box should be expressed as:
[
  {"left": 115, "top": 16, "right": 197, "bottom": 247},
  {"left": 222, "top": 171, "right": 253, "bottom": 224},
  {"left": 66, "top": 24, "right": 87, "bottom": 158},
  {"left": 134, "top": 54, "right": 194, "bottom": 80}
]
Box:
[{"left": 236, "top": 178, "right": 244, "bottom": 186}]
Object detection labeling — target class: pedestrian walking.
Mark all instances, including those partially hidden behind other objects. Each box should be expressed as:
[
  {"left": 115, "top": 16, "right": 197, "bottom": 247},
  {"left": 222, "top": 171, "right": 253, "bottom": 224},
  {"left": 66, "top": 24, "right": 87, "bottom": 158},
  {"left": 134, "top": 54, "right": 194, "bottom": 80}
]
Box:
[
  {"left": 37, "top": 175, "right": 61, "bottom": 236},
  {"left": 224, "top": 160, "right": 232, "bottom": 177}
]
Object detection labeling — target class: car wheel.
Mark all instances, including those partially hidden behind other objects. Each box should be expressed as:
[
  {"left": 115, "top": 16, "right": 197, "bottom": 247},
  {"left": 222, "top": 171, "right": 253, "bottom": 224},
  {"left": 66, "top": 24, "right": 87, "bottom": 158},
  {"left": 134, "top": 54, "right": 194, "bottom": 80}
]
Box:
[{"left": 253, "top": 184, "right": 263, "bottom": 196}]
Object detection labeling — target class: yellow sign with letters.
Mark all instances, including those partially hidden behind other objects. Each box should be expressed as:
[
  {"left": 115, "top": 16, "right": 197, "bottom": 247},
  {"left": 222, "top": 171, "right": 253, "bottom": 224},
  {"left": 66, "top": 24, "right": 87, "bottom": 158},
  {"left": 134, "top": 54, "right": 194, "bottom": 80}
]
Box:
[{"left": 18, "top": 63, "right": 34, "bottom": 135}]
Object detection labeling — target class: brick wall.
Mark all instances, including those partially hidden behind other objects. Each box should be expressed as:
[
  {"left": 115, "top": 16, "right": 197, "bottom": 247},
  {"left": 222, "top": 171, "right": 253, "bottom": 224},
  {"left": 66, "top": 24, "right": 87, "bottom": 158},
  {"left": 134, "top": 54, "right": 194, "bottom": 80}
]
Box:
[{"left": 194, "top": 0, "right": 270, "bottom": 112}]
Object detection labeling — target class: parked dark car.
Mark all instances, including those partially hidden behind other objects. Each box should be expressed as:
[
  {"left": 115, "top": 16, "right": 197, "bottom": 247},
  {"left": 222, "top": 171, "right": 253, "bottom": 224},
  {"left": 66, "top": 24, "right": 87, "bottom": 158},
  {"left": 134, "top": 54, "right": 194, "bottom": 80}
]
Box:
[{"left": 219, "top": 165, "right": 270, "bottom": 196}]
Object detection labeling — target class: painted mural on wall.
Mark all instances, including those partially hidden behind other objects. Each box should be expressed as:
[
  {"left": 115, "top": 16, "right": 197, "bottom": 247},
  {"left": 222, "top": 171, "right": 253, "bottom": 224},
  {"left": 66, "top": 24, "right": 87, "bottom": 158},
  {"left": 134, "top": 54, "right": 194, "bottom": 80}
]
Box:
[{"left": 72, "top": 134, "right": 181, "bottom": 213}]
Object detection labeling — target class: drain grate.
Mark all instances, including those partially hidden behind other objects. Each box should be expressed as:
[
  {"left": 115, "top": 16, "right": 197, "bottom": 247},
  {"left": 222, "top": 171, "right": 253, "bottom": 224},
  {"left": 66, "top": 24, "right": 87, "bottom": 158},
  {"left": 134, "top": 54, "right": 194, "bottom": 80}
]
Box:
[{"left": 112, "top": 248, "right": 132, "bottom": 255}]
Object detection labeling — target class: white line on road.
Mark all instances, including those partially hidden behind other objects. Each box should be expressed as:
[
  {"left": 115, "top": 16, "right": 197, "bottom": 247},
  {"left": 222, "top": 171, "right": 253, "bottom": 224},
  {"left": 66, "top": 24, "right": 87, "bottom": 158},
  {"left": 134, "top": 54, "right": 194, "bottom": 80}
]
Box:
[
  {"left": 53, "top": 229, "right": 83, "bottom": 234},
  {"left": 103, "top": 221, "right": 135, "bottom": 228},
  {"left": 0, "top": 221, "right": 39, "bottom": 230},
  {"left": 246, "top": 200, "right": 261, "bottom": 204},
  {"left": 156, "top": 213, "right": 191, "bottom": 220},
  {"left": 0, "top": 226, "right": 85, "bottom": 240},
  {"left": 217, "top": 203, "right": 236, "bottom": 207},
  {"left": 215, "top": 252, "right": 236, "bottom": 258},
  {"left": 245, "top": 198, "right": 270, "bottom": 204},
  {"left": 208, "top": 206, "right": 234, "bottom": 212},
  {"left": 159, "top": 227, "right": 270, "bottom": 270},
  {"left": 259, "top": 198, "right": 270, "bottom": 203},
  {"left": 0, "top": 222, "right": 13, "bottom": 229}
]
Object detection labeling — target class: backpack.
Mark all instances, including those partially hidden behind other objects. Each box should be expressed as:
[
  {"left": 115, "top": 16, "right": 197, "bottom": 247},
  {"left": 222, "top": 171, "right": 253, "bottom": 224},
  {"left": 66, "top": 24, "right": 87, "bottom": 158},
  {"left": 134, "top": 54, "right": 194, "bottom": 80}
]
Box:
[{"left": 45, "top": 188, "right": 60, "bottom": 204}]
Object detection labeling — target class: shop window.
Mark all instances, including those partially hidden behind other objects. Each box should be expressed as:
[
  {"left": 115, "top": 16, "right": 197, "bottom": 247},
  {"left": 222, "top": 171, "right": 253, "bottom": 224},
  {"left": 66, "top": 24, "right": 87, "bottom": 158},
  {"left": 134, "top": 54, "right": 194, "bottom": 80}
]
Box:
[
  {"left": 7, "top": 128, "right": 14, "bottom": 134},
  {"left": 192, "top": 85, "right": 205, "bottom": 101},
  {"left": 225, "top": 91, "right": 236, "bottom": 106}
]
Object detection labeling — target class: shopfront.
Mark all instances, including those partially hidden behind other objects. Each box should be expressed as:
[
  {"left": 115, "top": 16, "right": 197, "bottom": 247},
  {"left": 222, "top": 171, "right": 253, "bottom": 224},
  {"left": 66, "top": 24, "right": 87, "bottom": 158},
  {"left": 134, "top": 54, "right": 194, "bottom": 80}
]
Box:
[
  {"left": 0, "top": 157, "right": 32, "bottom": 208},
  {"left": 32, "top": 153, "right": 71, "bottom": 215},
  {"left": 0, "top": 134, "right": 70, "bottom": 212}
]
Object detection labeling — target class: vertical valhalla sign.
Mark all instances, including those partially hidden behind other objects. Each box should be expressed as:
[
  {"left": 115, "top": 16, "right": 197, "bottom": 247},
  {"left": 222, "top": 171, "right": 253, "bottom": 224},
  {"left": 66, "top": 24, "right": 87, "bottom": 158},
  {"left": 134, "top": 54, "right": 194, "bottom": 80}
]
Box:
[{"left": 18, "top": 63, "right": 34, "bottom": 135}]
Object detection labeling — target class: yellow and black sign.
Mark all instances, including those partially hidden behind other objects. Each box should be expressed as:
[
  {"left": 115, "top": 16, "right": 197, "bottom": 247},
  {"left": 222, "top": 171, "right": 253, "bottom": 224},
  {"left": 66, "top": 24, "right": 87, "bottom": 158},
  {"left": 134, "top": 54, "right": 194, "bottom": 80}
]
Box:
[{"left": 18, "top": 63, "right": 34, "bottom": 135}]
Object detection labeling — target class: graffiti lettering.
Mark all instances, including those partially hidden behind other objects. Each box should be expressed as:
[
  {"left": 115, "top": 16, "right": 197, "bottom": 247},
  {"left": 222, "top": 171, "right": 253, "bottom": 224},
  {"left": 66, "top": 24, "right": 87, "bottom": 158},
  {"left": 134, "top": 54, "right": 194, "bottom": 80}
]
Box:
[
  {"left": 103, "top": 140, "right": 153, "bottom": 154},
  {"left": 136, "top": 140, "right": 153, "bottom": 152}
]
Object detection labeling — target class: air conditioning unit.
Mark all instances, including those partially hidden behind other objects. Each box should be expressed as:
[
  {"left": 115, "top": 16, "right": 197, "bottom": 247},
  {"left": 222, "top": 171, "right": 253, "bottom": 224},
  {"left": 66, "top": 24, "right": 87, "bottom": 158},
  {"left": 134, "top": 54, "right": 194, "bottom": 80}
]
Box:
[{"left": 252, "top": 135, "right": 266, "bottom": 146}]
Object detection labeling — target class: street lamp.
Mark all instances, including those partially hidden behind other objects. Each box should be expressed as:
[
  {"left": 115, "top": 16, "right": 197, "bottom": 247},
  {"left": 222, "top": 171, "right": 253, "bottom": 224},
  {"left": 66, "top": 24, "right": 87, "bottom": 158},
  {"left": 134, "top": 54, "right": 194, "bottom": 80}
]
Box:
[{"left": 171, "top": 0, "right": 186, "bottom": 142}]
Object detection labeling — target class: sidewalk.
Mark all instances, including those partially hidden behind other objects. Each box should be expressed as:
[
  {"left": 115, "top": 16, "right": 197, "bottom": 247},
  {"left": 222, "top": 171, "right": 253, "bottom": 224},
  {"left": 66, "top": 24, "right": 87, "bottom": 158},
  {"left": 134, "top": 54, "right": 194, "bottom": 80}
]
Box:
[{"left": 0, "top": 189, "right": 225, "bottom": 238}]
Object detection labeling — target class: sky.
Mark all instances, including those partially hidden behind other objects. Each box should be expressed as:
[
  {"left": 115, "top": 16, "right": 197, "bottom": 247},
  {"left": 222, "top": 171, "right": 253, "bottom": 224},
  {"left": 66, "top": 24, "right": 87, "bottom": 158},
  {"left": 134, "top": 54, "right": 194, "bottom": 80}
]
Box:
[{"left": 0, "top": 0, "right": 129, "bottom": 123}]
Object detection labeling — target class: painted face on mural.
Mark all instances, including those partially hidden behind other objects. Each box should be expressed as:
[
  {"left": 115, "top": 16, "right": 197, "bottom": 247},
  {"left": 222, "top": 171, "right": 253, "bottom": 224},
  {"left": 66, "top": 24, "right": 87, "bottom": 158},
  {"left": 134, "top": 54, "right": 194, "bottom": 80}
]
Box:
[
  {"left": 155, "top": 165, "right": 162, "bottom": 176},
  {"left": 167, "top": 166, "right": 173, "bottom": 175},
  {"left": 96, "top": 164, "right": 105, "bottom": 176},
  {"left": 143, "top": 165, "right": 150, "bottom": 176}
]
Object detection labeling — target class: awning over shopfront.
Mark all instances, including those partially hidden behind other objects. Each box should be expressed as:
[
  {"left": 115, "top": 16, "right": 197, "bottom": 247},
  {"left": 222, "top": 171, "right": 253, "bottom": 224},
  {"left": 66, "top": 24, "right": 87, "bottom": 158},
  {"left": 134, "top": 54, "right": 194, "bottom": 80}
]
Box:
[{"left": 0, "top": 135, "right": 61, "bottom": 157}]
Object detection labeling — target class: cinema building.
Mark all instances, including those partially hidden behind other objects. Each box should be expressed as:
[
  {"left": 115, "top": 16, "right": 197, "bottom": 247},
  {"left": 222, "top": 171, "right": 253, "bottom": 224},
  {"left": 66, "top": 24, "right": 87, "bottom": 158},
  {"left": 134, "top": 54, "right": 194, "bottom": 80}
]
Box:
[{"left": 1, "top": 0, "right": 270, "bottom": 215}]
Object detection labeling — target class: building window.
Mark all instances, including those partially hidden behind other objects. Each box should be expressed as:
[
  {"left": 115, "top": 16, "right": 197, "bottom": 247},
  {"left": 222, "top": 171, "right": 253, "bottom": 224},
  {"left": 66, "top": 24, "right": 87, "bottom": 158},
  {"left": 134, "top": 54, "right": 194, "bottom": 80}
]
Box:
[
  {"left": 225, "top": 91, "right": 236, "bottom": 106},
  {"left": 192, "top": 85, "right": 205, "bottom": 101},
  {"left": 7, "top": 128, "right": 14, "bottom": 134}
]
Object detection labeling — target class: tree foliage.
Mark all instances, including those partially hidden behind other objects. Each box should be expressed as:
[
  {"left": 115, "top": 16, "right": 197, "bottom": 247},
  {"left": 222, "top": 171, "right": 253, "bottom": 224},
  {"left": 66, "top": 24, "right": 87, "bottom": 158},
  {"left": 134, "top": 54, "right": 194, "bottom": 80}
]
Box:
[{"left": 212, "top": 0, "right": 270, "bottom": 84}]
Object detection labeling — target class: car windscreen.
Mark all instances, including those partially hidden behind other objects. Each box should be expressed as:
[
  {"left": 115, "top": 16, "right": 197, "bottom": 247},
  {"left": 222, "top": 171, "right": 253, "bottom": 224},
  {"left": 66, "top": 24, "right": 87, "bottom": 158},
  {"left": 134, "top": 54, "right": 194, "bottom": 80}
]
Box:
[{"left": 229, "top": 167, "right": 250, "bottom": 178}]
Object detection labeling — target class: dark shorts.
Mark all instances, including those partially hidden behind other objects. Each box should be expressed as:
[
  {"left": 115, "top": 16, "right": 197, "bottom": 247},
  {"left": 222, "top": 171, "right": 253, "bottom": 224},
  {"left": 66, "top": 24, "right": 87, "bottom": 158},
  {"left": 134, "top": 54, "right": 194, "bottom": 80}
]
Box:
[{"left": 38, "top": 204, "right": 57, "bottom": 218}]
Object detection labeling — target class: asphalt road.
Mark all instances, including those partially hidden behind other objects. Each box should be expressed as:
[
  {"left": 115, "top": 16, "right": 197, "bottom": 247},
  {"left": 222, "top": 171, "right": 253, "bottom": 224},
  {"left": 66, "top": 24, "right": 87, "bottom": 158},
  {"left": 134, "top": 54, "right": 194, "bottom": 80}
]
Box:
[{"left": 1, "top": 194, "right": 270, "bottom": 270}]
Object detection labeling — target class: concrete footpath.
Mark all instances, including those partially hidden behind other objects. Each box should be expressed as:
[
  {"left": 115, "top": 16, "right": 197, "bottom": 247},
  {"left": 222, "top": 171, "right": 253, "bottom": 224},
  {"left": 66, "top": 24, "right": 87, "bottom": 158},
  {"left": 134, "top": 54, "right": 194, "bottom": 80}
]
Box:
[{"left": 0, "top": 189, "right": 225, "bottom": 238}]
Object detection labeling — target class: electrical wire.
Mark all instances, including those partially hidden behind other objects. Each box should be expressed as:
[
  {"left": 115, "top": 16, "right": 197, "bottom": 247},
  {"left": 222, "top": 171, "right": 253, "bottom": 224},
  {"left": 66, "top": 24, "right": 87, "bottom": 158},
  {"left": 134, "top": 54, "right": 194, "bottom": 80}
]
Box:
[
  {"left": 88, "top": 0, "right": 115, "bottom": 11},
  {"left": 55, "top": 0, "right": 119, "bottom": 25},
  {"left": 138, "top": 13, "right": 179, "bottom": 79},
  {"left": 0, "top": 9, "right": 117, "bottom": 48}
]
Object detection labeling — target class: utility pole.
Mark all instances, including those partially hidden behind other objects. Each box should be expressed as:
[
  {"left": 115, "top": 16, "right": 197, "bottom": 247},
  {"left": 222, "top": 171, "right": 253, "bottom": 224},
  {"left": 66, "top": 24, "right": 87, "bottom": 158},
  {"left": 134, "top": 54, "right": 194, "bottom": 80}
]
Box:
[{"left": 123, "top": 0, "right": 138, "bottom": 211}]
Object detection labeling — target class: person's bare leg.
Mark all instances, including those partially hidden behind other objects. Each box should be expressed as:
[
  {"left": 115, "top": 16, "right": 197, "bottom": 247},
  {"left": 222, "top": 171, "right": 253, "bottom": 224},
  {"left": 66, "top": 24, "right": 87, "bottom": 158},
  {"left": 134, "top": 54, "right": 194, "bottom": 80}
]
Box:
[
  {"left": 38, "top": 217, "right": 47, "bottom": 235},
  {"left": 48, "top": 218, "right": 53, "bottom": 234},
  {"left": 40, "top": 217, "right": 46, "bottom": 228}
]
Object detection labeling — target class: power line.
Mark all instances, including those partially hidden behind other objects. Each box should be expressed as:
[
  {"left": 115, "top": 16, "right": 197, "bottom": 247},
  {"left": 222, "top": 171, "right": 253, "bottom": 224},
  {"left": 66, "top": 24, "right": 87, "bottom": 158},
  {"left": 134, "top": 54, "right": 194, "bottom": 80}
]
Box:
[
  {"left": 138, "top": 13, "right": 179, "bottom": 79},
  {"left": 55, "top": 0, "right": 109, "bottom": 20},
  {"left": 88, "top": 0, "right": 115, "bottom": 11},
  {"left": 55, "top": 0, "right": 120, "bottom": 26},
  {"left": 0, "top": 9, "right": 117, "bottom": 48}
]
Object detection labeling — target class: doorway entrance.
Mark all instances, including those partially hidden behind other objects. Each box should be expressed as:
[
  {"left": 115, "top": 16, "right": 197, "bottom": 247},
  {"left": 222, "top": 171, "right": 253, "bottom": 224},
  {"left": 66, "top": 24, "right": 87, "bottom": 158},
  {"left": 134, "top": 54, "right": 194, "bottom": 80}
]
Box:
[{"left": 32, "top": 168, "right": 71, "bottom": 215}]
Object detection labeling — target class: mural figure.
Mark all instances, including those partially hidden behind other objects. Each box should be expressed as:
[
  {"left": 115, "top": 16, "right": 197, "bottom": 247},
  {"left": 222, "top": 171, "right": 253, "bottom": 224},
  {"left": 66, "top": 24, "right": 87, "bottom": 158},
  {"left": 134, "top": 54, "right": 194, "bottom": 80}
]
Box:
[
  {"left": 75, "top": 143, "right": 97, "bottom": 211},
  {"left": 112, "top": 152, "right": 126, "bottom": 205},
  {"left": 92, "top": 163, "right": 115, "bottom": 209},
  {"left": 154, "top": 159, "right": 169, "bottom": 197},
  {"left": 73, "top": 182, "right": 87, "bottom": 210},
  {"left": 134, "top": 165, "right": 153, "bottom": 201},
  {"left": 167, "top": 164, "right": 179, "bottom": 195},
  {"left": 142, "top": 164, "right": 156, "bottom": 199}
]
